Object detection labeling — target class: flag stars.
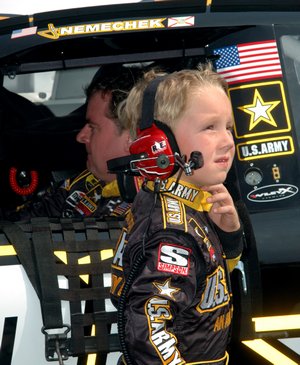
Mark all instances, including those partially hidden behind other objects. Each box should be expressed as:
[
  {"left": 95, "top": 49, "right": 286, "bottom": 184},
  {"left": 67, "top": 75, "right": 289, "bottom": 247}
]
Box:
[
  {"left": 214, "top": 46, "right": 240, "bottom": 69},
  {"left": 238, "top": 89, "right": 281, "bottom": 131}
]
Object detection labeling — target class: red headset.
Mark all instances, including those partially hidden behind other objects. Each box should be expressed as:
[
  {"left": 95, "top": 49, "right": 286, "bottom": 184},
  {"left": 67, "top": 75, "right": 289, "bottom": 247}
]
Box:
[
  {"left": 107, "top": 75, "right": 203, "bottom": 182},
  {"left": 129, "top": 76, "right": 181, "bottom": 181}
]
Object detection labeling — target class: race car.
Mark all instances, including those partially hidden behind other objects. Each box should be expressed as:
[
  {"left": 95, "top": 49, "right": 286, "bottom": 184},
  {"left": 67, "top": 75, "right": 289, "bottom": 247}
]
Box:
[{"left": 0, "top": 1, "right": 300, "bottom": 364}]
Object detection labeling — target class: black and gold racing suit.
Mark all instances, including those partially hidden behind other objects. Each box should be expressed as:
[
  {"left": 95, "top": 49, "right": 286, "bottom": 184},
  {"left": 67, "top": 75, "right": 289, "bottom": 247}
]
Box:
[
  {"left": 111, "top": 178, "right": 243, "bottom": 365},
  {"left": 9, "top": 169, "right": 130, "bottom": 220}
]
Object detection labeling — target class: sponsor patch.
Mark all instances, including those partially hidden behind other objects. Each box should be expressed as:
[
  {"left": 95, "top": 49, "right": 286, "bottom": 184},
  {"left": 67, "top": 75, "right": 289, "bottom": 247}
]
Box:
[
  {"left": 157, "top": 243, "right": 191, "bottom": 276},
  {"left": 65, "top": 190, "right": 97, "bottom": 216},
  {"left": 247, "top": 184, "right": 298, "bottom": 202}
]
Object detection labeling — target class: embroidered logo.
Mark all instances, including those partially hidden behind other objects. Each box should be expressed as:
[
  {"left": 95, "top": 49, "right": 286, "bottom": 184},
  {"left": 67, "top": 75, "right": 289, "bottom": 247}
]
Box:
[
  {"left": 189, "top": 218, "right": 216, "bottom": 263},
  {"left": 153, "top": 278, "right": 180, "bottom": 300},
  {"left": 65, "top": 190, "right": 97, "bottom": 216},
  {"left": 161, "top": 196, "right": 185, "bottom": 226},
  {"left": 157, "top": 243, "right": 191, "bottom": 276},
  {"left": 146, "top": 296, "right": 184, "bottom": 364},
  {"left": 197, "top": 266, "right": 230, "bottom": 313}
]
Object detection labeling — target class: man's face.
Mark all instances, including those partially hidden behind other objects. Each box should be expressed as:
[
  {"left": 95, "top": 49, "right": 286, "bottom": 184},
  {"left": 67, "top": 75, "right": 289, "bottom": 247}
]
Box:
[{"left": 76, "top": 91, "right": 130, "bottom": 182}]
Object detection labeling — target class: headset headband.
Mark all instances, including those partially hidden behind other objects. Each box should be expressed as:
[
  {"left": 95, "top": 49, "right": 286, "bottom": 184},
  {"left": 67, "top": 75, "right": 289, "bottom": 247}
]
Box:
[{"left": 140, "top": 75, "right": 167, "bottom": 130}]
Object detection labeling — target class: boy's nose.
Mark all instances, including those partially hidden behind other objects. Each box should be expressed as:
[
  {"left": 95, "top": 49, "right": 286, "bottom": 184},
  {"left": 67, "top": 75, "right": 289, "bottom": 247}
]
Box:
[{"left": 221, "top": 130, "right": 235, "bottom": 150}]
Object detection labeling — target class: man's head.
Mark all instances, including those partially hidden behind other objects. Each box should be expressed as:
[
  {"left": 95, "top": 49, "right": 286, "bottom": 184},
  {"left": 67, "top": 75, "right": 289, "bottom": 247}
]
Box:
[{"left": 76, "top": 64, "right": 143, "bottom": 182}]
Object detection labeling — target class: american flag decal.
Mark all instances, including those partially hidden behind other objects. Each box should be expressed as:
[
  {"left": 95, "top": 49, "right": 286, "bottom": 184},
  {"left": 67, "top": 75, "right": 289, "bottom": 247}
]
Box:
[
  {"left": 213, "top": 40, "right": 282, "bottom": 85},
  {"left": 168, "top": 16, "right": 195, "bottom": 28},
  {"left": 11, "top": 26, "right": 37, "bottom": 39}
]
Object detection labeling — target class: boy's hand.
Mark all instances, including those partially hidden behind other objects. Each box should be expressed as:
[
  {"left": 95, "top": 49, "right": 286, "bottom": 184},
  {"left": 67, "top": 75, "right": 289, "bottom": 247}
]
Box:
[{"left": 202, "top": 184, "right": 240, "bottom": 232}]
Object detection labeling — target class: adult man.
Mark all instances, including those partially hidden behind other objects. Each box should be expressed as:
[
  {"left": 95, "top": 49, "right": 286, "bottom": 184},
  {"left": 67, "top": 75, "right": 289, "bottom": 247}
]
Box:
[{"left": 8, "top": 63, "right": 143, "bottom": 220}]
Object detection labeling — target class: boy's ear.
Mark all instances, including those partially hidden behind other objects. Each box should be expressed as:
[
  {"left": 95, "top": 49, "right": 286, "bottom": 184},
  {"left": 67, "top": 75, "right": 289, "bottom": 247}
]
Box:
[{"left": 124, "top": 131, "right": 132, "bottom": 153}]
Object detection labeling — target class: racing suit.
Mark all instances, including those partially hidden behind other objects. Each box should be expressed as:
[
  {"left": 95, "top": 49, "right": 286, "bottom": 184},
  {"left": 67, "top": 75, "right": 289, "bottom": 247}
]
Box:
[
  {"left": 9, "top": 169, "right": 130, "bottom": 220},
  {"left": 111, "top": 177, "right": 243, "bottom": 365}
]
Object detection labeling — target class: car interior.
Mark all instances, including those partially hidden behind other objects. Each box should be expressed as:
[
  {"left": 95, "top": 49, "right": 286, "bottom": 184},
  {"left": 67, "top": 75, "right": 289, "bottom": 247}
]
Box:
[{"left": 0, "top": 67, "right": 97, "bottom": 214}]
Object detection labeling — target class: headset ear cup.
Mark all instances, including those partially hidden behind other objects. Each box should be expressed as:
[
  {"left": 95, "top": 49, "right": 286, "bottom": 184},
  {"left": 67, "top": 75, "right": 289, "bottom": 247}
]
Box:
[
  {"left": 129, "top": 122, "right": 180, "bottom": 180},
  {"left": 154, "top": 120, "right": 180, "bottom": 166},
  {"left": 130, "top": 75, "right": 181, "bottom": 180},
  {"left": 154, "top": 120, "right": 180, "bottom": 176}
]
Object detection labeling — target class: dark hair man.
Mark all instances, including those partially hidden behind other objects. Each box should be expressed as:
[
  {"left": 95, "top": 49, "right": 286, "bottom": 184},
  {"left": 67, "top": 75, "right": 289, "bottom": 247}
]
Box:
[{"left": 8, "top": 64, "right": 143, "bottom": 220}]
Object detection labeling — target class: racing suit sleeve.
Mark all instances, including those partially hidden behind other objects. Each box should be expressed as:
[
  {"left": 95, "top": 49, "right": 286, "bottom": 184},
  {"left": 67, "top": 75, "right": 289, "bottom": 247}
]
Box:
[
  {"left": 214, "top": 224, "right": 244, "bottom": 272},
  {"left": 5, "top": 181, "right": 68, "bottom": 221},
  {"left": 121, "top": 231, "right": 204, "bottom": 365}
]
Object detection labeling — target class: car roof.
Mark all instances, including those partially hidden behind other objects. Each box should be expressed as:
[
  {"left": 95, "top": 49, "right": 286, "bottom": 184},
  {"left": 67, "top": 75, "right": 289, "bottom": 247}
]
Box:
[{"left": 0, "top": 0, "right": 300, "bottom": 76}]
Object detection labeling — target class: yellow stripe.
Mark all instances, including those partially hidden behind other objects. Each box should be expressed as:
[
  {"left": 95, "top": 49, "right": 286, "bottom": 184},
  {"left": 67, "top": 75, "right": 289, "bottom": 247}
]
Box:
[
  {"left": 87, "top": 353, "right": 97, "bottom": 365},
  {"left": 253, "top": 314, "right": 300, "bottom": 332},
  {"left": 226, "top": 255, "right": 241, "bottom": 273},
  {"left": 86, "top": 325, "right": 97, "bottom": 365},
  {"left": 0, "top": 245, "right": 17, "bottom": 256},
  {"left": 181, "top": 200, "right": 188, "bottom": 232},
  {"left": 160, "top": 195, "right": 167, "bottom": 229},
  {"left": 186, "top": 351, "right": 228, "bottom": 364},
  {"left": 243, "top": 339, "right": 298, "bottom": 365}
]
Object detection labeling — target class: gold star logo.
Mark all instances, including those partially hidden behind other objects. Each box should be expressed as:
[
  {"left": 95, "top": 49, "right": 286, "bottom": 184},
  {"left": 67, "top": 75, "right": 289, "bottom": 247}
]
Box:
[
  {"left": 238, "top": 89, "right": 280, "bottom": 131},
  {"left": 153, "top": 278, "right": 180, "bottom": 300}
]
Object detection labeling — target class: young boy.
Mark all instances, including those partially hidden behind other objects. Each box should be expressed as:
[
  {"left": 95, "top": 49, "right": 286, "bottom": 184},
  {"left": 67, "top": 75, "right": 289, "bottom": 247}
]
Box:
[{"left": 111, "top": 64, "right": 243, "bottom": 365}]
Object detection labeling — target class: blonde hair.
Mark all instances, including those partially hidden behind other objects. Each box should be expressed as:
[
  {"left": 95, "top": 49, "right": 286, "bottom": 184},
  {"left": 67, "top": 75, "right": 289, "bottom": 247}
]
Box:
[{"left": 118, "top": 63, "right": 228, "bottom": 139}]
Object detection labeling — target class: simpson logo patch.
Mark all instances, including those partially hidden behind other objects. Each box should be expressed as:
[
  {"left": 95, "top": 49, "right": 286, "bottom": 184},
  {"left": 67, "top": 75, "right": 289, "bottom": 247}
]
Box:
[{"left": 157, "top": 243, "right": 191, "bottom": 276}]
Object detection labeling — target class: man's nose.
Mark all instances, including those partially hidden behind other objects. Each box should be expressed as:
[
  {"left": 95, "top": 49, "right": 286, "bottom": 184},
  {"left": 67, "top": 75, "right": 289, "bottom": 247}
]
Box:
[{"left": 76, "top": 124, "right": 89, "bottom": 143}]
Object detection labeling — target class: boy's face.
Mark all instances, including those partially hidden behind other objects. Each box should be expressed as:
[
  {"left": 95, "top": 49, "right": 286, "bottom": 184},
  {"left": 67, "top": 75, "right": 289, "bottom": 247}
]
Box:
[
  {"left": 76, "top": 91, "right": 130, "bottom": 182},
  {"left": 173, "top": 86, "right": 235, "bottom": 187}
]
